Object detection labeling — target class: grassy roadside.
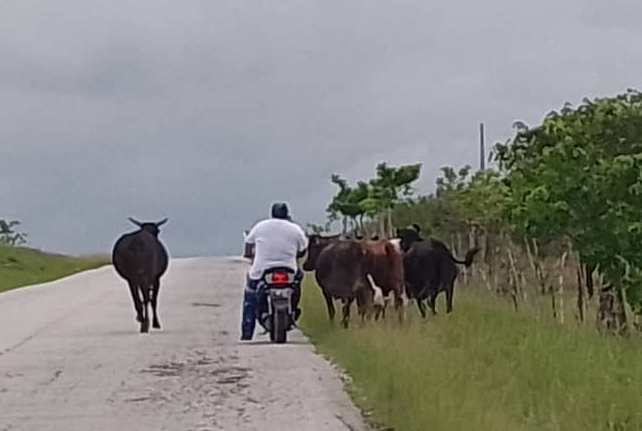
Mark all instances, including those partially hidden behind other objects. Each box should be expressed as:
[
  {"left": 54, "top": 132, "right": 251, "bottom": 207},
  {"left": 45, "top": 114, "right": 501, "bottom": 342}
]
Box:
[
  {"left": 300, "top": 277, "right": 642, "bottom": 431},
  {"left": 0, "top": 245, "right": 110, "bottom": 293}
]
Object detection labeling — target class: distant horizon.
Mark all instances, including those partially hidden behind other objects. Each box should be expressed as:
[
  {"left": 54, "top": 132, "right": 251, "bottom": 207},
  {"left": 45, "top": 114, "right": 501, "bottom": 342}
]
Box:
[
  {"left": 14, "top": 244, "right": 249, "bottom": 261},
  {"left": 27, "top": 247, "right": 249, "bottom": 260}
]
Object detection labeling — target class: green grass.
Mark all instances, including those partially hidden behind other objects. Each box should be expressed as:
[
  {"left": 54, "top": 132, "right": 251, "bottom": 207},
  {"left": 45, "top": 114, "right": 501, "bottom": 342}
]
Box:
[
  {"left": 300, "top": 277, "right": 642, "bottom": 431},
  {"left": 0, "top": 245, "right": 109, "bottom": 293}
]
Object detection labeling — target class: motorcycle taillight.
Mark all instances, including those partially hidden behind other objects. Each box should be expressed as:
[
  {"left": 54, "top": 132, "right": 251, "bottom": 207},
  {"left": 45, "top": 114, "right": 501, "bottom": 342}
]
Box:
[{"left": 270, "top": 272, "right": 290, "bottom": 285}]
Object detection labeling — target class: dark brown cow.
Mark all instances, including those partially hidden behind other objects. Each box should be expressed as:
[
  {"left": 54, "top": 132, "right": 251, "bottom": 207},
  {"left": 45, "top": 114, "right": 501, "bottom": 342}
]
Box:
[
  {"left": 113, "top": 218, "right": 169, "bottom": 333},
  {"left": 303, "top": 235, "right": 405, "bottom": 328},
  {"left": 301, "top": 234, "right": 340, "bottom": 270}
]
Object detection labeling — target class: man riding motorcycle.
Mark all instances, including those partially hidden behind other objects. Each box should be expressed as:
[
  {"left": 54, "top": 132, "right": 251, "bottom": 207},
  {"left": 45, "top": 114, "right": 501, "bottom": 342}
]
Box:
[{"left": 241, "top": 202, "right": 308, "bottom": 341}]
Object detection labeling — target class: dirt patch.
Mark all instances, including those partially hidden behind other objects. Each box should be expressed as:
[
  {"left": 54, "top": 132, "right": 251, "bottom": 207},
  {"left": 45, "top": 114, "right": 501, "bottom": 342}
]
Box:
[{"left": 125, "top": 349, "right": 253, "bottom": 426}]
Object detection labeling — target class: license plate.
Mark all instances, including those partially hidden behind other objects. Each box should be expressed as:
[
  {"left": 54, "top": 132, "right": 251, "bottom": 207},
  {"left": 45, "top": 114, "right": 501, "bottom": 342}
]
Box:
[{"left": 271, "top": 289, "right": 292, "bottom": 298}]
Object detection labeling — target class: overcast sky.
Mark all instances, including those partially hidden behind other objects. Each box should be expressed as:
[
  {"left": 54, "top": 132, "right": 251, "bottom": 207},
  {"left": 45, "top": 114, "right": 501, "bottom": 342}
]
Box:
[{"left": 2, "top": 0, "right": 640, "bottom": 257}]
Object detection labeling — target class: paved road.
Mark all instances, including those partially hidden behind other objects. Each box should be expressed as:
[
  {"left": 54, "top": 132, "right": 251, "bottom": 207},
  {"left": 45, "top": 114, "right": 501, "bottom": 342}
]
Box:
[{"left": 0, "top": 257, "right": 367, "bottom": 431}]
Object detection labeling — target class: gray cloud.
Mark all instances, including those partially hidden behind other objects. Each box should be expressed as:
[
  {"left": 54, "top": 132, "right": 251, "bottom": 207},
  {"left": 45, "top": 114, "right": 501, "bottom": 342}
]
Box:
[{"left": 2, "top": 0, "right": 641, "bottom": 256}]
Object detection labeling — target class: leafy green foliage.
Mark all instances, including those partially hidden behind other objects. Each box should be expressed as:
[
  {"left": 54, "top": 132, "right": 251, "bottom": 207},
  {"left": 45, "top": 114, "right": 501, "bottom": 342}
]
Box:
[
  {"left": 453, "top": 170, "right": 511, "bottom": 236},
  {"left": 324, "top": 90, "right": 642, "bottom": 312},
  {"left": 495, "top": 90, "right": 642, "bottom": 309},
  {"left": 326, "top": 163, "right": 422, "bottom": 235},
  {"left": 0, "top": 219, "right": 27, "bottom": 246},
  {"left": 370, "top": 162, "right": 422, "bottom": 208},
  {"left": 392, "top": 166, "right": 510, "bottom": 240},
  {"left": 326, "top": 175, "right": 369, "bottom": 232}
]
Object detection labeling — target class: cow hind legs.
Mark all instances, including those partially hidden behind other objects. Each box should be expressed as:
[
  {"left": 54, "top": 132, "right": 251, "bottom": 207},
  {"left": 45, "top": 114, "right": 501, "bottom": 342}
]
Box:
[
  {"left": 139, "top": 284, "right": 152, "bottom": 334},
  {"left": 394, "top": 292, "right": 406, "bottom": 323},
  {"left": 341, "top": 298, "right": 354, "bottom": 329},
  {"left": 128, "top": 282, "right": 144, "bottom": 324},
  {"left": 374, "top": 296, "right": 390, "bottom": 321},
  {"left": 151, "top": 279, "right": 161, "bottom": 329},
  {"left": 446, "top": 279, "right": 455, "bottom": 313},
  {"left": 374, "top": 306, "right": 384, "bottom": 321},
  {"left": 416, "top": 299, "right": 427, "bottom": 318},
  {"left": 427, "top": 292, "right": 438, "bottom": 315},
  {"left": 373, "top": 293, "right": 404, "bottom": 323},
  {"left": 445, "top": 284, "right": 454, "bottom": 314},
  {"left": 322, "top": 290, "right": 336, "bottom": 322},
  {"left": 355, "top": 292, "right": 370, "bottom": 324}
]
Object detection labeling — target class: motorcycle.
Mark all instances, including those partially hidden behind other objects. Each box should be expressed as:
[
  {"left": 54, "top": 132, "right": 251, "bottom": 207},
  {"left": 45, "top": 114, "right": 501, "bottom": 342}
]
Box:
[{"left": 257, "top": 267, "right": 298, "bottom": 344}]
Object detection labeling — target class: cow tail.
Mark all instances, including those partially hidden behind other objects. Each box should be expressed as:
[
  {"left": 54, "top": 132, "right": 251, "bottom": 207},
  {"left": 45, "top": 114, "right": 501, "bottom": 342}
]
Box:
[
  {"left": 451, "top": 247, "right": 481, "bottom": 267},
  {"left": 367, "top": 274, "right": 385, "bottom": 307}
]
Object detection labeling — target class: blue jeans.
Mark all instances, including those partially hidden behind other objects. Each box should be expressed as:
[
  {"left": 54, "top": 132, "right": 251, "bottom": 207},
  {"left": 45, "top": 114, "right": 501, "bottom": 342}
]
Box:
[
  {"left": 241, "top": 276, "right": 261, "bottom": 340},
  {"left": 240, "top": 271, "right": 303, "bottom": 340}
]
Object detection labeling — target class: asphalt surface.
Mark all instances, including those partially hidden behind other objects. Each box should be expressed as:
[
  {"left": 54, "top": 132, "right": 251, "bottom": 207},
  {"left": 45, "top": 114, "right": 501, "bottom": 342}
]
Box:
[{"left": 0, "top": 257, "right": 367, "bottom": 430}]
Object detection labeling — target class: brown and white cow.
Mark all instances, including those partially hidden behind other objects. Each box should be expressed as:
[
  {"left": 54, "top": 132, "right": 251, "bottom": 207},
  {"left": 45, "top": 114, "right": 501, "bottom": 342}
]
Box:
[{"left": 303, "top": 235, "right": 405, "bottom": 328}]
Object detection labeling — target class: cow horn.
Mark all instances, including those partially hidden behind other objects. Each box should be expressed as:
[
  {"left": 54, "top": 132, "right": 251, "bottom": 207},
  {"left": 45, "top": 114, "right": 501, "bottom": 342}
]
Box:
[
  {"left": 128, "top": 217, "right": 143, "bottom": 227},
  {"left": 156, "top": 218, "right": 168, "bottom": 227}
]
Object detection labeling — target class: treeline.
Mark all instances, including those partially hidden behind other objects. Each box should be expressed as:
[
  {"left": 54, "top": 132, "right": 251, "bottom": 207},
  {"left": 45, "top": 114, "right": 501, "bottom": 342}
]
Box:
[
  {"left": 321, "top": 90, "right": 642, "bottom": 334},
  {"left": 309, "top": 162, "right": 422, "bottom": 238}
]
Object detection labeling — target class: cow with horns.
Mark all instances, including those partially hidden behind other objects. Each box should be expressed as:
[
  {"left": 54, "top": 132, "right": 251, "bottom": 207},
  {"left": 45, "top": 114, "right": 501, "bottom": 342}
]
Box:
[{"left": 112, "top": 218, "right": 169, "bottom": 333}]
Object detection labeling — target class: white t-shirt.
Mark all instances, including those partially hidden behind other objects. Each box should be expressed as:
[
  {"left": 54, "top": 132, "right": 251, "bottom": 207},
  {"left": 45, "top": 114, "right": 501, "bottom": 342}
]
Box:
[{"left": 245, "top": 218, "right": 308, "bottom": 280}]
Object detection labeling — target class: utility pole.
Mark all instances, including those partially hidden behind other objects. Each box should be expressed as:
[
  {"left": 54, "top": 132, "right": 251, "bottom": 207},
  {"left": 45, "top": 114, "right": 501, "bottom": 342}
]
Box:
[{"left": 479, "top": 122, "right": 486, "bottom": 171}]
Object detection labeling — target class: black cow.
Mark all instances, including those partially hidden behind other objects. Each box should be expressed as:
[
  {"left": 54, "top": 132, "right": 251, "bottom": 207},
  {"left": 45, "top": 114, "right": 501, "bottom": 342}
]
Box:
[
  {"left": 397, "top": 225, "right": 479, "bottom": 317},
  {"left": 113, "top": 218, "right": 169, "bottom": 333}
]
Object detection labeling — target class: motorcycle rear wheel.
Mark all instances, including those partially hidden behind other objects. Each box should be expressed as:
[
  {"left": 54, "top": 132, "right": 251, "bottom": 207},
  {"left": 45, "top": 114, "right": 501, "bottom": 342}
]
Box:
[{"left": 272, "top": 309, "right": 288, "bottom": 344}]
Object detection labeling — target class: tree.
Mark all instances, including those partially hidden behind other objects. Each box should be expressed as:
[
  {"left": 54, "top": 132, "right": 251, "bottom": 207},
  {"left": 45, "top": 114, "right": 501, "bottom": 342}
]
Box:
[
  {"left": 494, "top": 90, "right": 642, "bottom": 330},
  {"left": 326, "top": 174, "right": 353, "bottom": 234},
  {"left": 456, "top": 170, "right": 511, "bottom": 235},
  {"left": 0, "top": 219, "right": 27, "bottom": 246},
  {"left": 350, "top": 181, "right": 370, "bottom": 234},
  {"left": 327, "top": 163, "right": 422, "bottom": 237},
  {"left": 327, "top": 175, "right": 371, "bottom": 234},
  {"left": 368, "top": 162, "right": 422, "bottom": 237},
  {"left": 433, "top": 165, "right": 474, "bottom": 237}
]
